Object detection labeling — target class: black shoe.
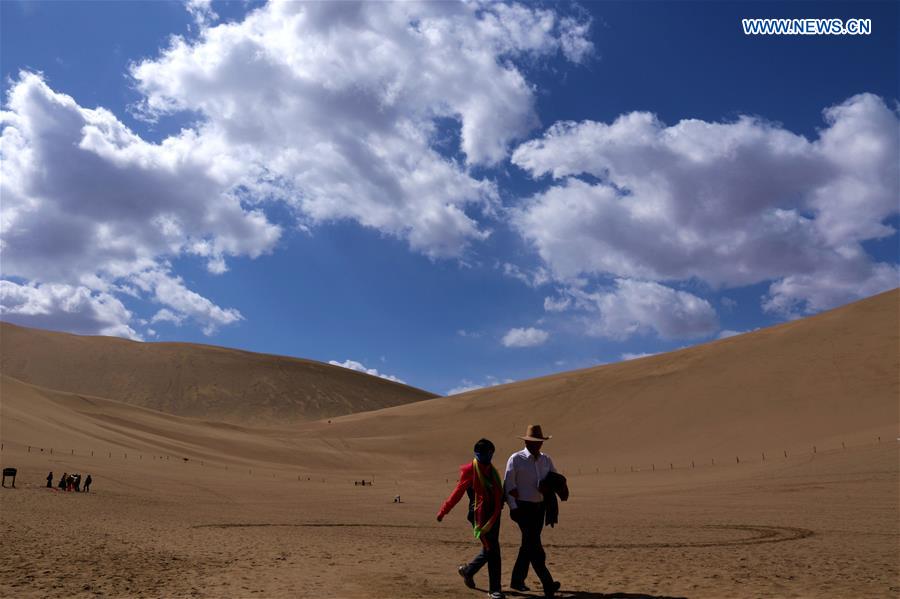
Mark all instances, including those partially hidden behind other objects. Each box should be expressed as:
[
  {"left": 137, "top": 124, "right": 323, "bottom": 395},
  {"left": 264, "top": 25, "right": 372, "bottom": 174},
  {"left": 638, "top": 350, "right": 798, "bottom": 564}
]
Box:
[
  {"left": 544, "top": 580, "right": 561, "bottom": 598},
  {"left": 510, "top": 582, "right": 530, "bottom": 591},
  {"left": 458, "top": 565, "right": 475, "bottom": 589}
]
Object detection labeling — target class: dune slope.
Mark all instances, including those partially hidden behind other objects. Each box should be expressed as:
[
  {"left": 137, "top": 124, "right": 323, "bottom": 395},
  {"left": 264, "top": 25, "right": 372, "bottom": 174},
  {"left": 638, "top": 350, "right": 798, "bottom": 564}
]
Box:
[{"left": 0, "top": 322, "right": 438, "bottom": 424}]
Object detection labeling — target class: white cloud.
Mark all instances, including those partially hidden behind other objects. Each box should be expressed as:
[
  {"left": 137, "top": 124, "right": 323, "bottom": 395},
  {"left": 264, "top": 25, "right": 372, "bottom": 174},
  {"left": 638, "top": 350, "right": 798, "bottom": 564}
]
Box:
[
  {"left": 620, "top": 351, "right": 658, "bottom": 361},
  {"left": 1, "top": 3, "right": 592, "bottom": 339},
  {"left": 447, "top": 375, "right": 514, "bottom": 396},
  {"left": 0, "top": 72, "right": 273, "bottom": 337},
  {"left": 131, "top": 1, "right": 592, "bottom": 258},
  {"left": 132, "top": 269, "right": 242, "bottom": 335},
  {"left": 328, "top": 359, "right": 405, "bottom": 384},
  {"left": 543, "top": 295, "right": 571, "bottom": 312},
  {"left": 457, "top": 329, "right": 481, "bottom": 338},
  {"left": 763, "top": 257, "right": 899, "bottom": 317},
  {"left": 717, "top": 330, "right": 743, "bottom": 339},
  {"left": 511, "top": 94, "right": 900, "bottom": 316},
  {"left": 502, "top": 326, "right": 550, "bottom": 347},
  {"left": 447, "top": 380, "right": 485, "bottom": 395},
  {"left": 0, "top": 280, "right": 140, "bottom": 340},
  {"left": 573, "top": 279, "right": 719, "bottom": 340},
  {"left": 501, "top": 262, "right": 551, "bottom": 288},
  {"left": 150, "top": 309, "right": 184, "bottom": 326},
  {"left": 185, "top": 0, "right": 217, "bottom": 27}
]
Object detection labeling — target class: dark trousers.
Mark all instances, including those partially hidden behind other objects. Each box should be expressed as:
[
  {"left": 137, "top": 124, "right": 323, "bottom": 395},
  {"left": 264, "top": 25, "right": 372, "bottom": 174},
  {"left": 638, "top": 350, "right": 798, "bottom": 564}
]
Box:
[
  {"left": 464, "top": 518, "right": 501, "bottom": 592},
  {"left": 511, "top": 500, "right": 554, "bottom": 590}
]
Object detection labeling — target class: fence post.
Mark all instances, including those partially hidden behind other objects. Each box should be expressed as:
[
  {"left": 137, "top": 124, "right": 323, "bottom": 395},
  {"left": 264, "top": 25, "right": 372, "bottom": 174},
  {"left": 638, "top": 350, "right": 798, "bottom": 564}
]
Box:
[
  {"left": 813, "top": 446, "right": 816, "bottom": 454},
  {"left": 784, "top": 450, "right": 787, "bottom": 458},
  {"left": 691, "top": 460, "right": 695, "bottom": 468},
  {"left": 762, "top": 452, "right": 766, "bottom": 461},
  {"left": 736, "top": 456, "right": 740, "bottom": 464}
]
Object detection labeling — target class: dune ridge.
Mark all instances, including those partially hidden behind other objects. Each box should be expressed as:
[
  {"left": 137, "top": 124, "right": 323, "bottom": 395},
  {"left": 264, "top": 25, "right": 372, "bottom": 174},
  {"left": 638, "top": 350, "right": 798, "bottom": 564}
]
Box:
[{"left": 0, "top": 322, "right": 438, "bottom": 424}]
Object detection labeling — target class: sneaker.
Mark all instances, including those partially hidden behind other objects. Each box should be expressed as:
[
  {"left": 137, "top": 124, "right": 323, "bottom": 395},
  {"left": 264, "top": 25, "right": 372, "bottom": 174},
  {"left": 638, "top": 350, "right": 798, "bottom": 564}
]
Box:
[
  {"left": 510, "top": 582, "right": 530, "bottom": 591},
  {"left": 488, "top": 593, "right": 506, "bottom": 599},
  {"left": 458, "top": 565, "right": 475, "bottom": 589},
  {"left": 543, "top": 580, "right": 561, "bottom": 598}
]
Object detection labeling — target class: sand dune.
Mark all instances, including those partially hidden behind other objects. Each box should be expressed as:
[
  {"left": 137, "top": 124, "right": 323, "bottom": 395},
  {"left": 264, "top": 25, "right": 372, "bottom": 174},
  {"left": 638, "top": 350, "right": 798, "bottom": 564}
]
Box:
[
  {"left": 0, "top": 290, "right": 897, "bottom": 598},
  {"left": 0, "top": 322, "right": 437, "bottom": 424}
]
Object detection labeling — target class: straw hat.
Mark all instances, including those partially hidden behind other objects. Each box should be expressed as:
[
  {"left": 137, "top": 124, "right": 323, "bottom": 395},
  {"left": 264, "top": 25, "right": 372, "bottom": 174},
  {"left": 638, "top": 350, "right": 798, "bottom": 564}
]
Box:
[{"left": 519, "top": 424, "right": 551, "bottom": 442}]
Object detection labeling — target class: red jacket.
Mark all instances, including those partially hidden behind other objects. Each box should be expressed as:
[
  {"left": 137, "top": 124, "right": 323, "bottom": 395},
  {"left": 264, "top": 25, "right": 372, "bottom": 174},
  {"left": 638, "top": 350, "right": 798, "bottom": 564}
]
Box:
[{"left": 437, "top": 461, "right": 503, "bottom": 519}]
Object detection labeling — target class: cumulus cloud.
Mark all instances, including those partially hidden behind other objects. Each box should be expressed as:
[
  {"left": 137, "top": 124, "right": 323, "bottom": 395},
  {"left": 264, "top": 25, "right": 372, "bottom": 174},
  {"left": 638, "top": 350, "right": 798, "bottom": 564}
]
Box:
[
  {"left": 132, "top": 269, "right": 242, "bottom": 335},
  {"left": 512, "top": 94, "right": 900, "bottom": 315},
  {"left": 1, "top": 2, "right": 592, "bottom": 339},
  {"left": 328, "top": 359, "right": 405, "bottom": 384},
  {"left": 570, "top": 279, "right": 719, "bottom": 340},
  {"left": 185, "top": 0, "right": 217, "bottom": 27},
  {"left": 131, "top": 1, "right": 592, "bottom": 258},
  {"left": 502, "top": 326, "right": 550, "bottom": 347},
  {"left": 0, "top": 72, "right": 274, "bottom": 336},
  {"left": 0, "top": 280, "right": 140, "bottom": 340}
]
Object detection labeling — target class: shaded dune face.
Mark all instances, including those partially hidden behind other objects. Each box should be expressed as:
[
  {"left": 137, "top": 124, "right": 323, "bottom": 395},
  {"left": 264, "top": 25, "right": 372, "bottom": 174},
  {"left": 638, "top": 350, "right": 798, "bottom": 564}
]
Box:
[
  {"left": 0, "top": 323, "right": 438, "bottom": 424},
  {"left": 0, "top": 289, "right": 896, "bottom": 479}
]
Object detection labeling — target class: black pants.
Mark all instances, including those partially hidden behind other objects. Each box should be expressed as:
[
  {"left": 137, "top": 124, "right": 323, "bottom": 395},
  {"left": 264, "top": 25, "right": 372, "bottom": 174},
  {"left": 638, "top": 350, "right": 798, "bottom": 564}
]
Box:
[
  {"left": 464, "top": 518, "right": 501, "bottom": 593},
  {"left": 511, "top": 500, "right": 554, "bottom": 590}
]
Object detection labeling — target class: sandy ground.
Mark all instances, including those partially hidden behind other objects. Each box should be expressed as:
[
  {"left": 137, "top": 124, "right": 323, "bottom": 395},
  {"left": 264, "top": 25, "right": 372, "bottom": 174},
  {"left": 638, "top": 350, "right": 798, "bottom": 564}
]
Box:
[
  {"left": 1, "top": 441, "right": 897, "bottom": 599},
  {"left": 1, "top": 292, "right": 897, "bottom": 598}
]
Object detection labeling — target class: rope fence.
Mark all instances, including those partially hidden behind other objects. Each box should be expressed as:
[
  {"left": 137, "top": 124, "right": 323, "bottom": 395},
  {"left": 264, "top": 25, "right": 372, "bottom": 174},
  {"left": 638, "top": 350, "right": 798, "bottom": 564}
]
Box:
[{"left": 0, "top": 434, "right": 893, "bottom": 488}]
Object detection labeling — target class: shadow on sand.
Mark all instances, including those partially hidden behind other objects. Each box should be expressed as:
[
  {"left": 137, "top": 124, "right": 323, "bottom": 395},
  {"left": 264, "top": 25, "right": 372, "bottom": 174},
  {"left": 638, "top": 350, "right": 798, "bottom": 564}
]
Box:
[{"left": 505, "top": 591, "right": 688, "bottom": 599}]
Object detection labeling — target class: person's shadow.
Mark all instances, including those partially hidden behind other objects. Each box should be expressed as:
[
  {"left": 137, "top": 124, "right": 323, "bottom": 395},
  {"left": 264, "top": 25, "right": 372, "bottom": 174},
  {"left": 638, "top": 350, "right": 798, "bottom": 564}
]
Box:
[{"left": 504, "top": 591, "right": 687, "bottom": 599}]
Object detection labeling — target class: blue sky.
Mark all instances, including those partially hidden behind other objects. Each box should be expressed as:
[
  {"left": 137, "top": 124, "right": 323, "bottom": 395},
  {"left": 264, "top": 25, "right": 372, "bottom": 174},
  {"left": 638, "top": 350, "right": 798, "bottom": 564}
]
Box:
[{"left": 1, "top": 1, "right": 897, "bottom": 395}]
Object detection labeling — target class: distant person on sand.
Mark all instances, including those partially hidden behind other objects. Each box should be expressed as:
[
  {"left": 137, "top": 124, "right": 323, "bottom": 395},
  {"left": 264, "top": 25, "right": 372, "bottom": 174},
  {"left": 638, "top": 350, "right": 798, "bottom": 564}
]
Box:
[
  {"left": 58, "top": 473, "right": 67, "bottom": 491},
  {"left": 437, "top": 438, "right": 505, "bottom": 599},
  {"left": 47, "top": 472, "right": 53, "bottom": 488},
  {"left": 83, "top": 475, "right": 92, "bottom": 493},
  {"left": 504, "top": 425, "right": 561, "bottom": 598}
]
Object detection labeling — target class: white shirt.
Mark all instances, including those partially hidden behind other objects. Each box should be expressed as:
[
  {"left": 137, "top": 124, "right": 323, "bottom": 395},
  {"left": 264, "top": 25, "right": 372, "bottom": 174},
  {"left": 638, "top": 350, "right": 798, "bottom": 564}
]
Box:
[{"left": 503, "top": 448, "right": 557, "bottom": 510}]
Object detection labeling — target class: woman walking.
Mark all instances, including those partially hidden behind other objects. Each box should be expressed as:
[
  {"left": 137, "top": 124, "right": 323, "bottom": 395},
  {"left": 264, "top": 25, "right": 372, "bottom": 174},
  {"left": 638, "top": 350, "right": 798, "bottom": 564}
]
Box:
[{"left": 437, "top": 438, "right": 505, "bottom": 599}]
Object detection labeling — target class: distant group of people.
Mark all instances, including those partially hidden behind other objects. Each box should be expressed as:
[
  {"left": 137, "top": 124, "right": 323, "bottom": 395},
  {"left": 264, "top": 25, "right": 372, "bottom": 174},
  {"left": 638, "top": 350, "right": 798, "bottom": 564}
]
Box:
[
  {"left": 437, "top": 424, "right": 568, "bottom": 599},
  {"left": 47, "top": 471, "right": 92, "bottom": 493}
]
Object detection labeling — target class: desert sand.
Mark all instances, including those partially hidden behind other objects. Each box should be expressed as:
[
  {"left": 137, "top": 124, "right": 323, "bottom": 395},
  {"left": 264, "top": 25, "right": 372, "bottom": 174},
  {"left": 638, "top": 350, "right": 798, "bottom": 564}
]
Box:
[
  {"left": 1, "top": 290, "right": 898, "bottom": 598},
  {"left": 0, "top": 322, "right": 438, "bottom": 424}
]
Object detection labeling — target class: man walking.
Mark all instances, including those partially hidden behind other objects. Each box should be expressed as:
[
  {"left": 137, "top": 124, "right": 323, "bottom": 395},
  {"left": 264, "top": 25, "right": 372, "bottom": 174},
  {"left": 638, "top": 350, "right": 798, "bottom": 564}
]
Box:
[
  {"left": 504, "top": 425, "right": 561, "bottom": 598},
  {"left": 437, "top": 438, "right": 505, "bottom": 599}
]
